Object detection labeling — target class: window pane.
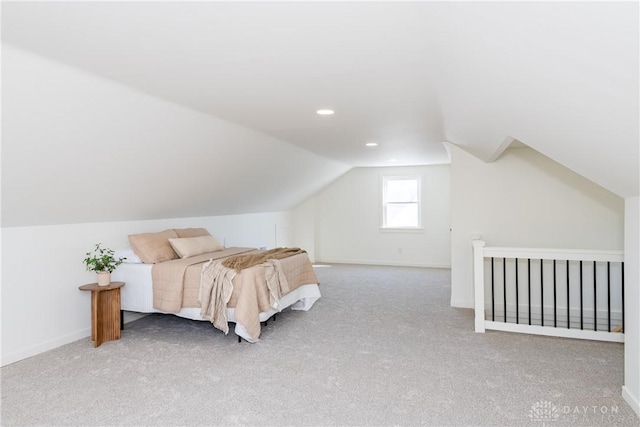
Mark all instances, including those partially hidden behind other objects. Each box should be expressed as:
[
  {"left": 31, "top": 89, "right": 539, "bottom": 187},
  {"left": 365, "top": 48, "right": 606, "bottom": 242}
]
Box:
[
  {"left": 386, "top": 203, "right": 418, "bottom": 227},
  {"left": 386, "top": 179, "right": 418, "bottom": 203}
]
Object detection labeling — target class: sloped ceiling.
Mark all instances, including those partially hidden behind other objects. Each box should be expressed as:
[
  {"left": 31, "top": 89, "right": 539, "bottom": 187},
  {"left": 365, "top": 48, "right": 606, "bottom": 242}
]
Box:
[
  {"left": 1, "top": 44, "right": 352, "bottom": 227},
  {"left": 2, "top": 1, "right": 638, "bottom": 227}
]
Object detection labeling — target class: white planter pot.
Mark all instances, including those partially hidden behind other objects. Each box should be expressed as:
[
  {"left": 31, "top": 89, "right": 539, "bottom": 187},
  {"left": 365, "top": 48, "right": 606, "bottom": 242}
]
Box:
[{"left": 97, "top": 271, "right": 111, "bottom": 286}]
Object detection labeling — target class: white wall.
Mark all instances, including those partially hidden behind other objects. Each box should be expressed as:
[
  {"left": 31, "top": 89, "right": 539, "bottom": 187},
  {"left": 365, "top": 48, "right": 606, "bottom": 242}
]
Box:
[
  {"left": 295, "top": 165, "right": 451, "bottom": 268},
  {"left": 623, "top": 196, "right": 640, "bottom": 417},
  {"left": 292, "top": 196, "right": 319, "bottom": 262},
  {"left": 0, "top": 211, "right": 292, "bottom": 366},
  {"left": 450, "top": 144, "right": 625, "bottom": 308}
]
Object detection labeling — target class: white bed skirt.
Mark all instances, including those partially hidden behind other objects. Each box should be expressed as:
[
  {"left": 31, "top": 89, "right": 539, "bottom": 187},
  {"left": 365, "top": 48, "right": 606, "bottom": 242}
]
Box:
[{"left": 112, "top": 263, "right": 321, "bottom": 342}]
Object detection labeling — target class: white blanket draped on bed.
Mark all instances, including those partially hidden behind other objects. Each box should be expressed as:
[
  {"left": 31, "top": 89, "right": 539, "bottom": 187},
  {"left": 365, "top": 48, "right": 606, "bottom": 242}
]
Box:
[
  {"left": 199, "top": 256, "right": 302, "bottom": 340},
  {"left": 199, "top": 260, "right": 236, "bottom": 334}
]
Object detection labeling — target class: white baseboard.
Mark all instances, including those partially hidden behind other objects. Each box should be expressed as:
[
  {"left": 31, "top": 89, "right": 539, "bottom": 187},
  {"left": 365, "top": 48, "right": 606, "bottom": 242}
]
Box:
[
  {"left": 451, "top": 299, "right": 474, "bottom": 309},
  {"left": 1, "top": 327, "right": 90, "bottom": 367},
  {"left": 1, "top": 313, "right": 145, "bottom": 367},
  {"left": 622, "top": 386, "right": 640, "bottom": 418},
  {"left": 315, "top": 258, "right": 450, "bottom": 269}
]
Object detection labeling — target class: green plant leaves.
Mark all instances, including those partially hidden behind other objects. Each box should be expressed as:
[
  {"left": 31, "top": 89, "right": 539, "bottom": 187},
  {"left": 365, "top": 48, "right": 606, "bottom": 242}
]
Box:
[{"left": 83, "top": 243, "right": 125, "bottom": 273}]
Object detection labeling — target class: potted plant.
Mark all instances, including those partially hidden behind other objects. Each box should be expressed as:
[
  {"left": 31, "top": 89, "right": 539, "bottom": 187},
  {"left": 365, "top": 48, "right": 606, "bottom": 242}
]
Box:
[{"left": 83, "top": 243, "right": 126, "bottom": 286}]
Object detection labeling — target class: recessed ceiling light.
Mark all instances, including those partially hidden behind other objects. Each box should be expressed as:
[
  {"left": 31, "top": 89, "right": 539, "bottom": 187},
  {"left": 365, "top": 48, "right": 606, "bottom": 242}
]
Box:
[
  {"left": 388, "top": 158, "right": 398, "bottom": 162},
  {"left": 365, "top": 142, "right": 378, "bottom": 147},
  {"left": 316, "top": 109, "right": 334, "bottom": 116}
]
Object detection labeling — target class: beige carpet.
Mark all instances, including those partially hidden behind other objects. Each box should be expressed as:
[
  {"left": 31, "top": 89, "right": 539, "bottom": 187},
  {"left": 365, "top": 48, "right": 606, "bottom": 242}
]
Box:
[{"left": 1, "top": 264, "right": 638, "bottom": 426}]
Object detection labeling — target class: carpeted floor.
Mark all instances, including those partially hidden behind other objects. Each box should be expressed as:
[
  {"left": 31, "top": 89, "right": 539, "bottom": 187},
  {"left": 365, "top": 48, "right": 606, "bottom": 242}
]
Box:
[{"left": 1, "top": 264, "right": 638, "bottom": 426}]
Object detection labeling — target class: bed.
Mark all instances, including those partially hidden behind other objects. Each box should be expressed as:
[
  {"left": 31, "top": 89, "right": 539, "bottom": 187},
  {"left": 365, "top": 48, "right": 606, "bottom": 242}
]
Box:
[{"left": 111, "top": 228, "right": 321, "bottom": 342}]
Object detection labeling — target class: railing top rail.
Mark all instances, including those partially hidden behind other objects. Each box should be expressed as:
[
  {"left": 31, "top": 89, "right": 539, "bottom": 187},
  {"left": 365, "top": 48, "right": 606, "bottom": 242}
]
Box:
[{"left": 472, "top": 240, "right": 624, "bottom": 262}]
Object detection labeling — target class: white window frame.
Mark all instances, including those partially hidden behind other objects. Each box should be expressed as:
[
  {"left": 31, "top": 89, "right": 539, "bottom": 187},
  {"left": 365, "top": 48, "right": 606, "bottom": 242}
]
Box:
[{"left": 381, "top": 175, "right": 423, "bottom": 230}]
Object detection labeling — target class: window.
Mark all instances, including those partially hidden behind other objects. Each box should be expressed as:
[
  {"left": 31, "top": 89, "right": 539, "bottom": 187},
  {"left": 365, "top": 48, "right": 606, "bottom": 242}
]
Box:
[{"left": 382, "top": 175, "right": 421, "bottom": 228}]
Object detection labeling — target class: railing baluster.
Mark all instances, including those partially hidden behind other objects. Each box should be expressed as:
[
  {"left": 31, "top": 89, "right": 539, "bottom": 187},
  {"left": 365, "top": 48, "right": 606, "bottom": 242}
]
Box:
[
  {"left": 580, "top": 260, "right": 583, "bottom": 330},
  {"left": 503, "top": 258, "right": 507, "bottom": 323},
  {"left": 593, "top": 261, "right": 597, "bottom": 332},
  {"left": 607, "top": 262, "right": 611, "bottom": 332},
  {"left": 527, "top": 259, "right": 531, "bottom": 326},
  {"left": 540, "top": 260, "right": 544, "bottom": 327},
  {"left": 553, "top": 259, "right": 557, "bottom": 328},
  {"left": 566, "top": 260, "right": 570, "bottom": 329},
  {"left": 491, "top": 257, "right": 495, "bottom": 322},
  {"left": 515, "top": 259, "right": 519, "bottom": 324}
]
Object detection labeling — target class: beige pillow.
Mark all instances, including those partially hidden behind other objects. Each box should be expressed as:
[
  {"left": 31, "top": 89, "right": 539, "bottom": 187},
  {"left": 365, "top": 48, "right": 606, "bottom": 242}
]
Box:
[
  {"left": 128, "top": 229, "right": 179, "bottom": 264},
  {"left": 174, "top": 228, "right": 211, "bottom": 238},
  {"left": 168, "top": 235, "right": 224, "bottom": 259}
]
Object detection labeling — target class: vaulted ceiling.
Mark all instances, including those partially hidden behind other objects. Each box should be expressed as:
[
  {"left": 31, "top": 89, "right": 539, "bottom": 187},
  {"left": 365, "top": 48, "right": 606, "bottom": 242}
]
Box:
[{"left": 2, "top": 1, "right": 638, "bottom": 226}]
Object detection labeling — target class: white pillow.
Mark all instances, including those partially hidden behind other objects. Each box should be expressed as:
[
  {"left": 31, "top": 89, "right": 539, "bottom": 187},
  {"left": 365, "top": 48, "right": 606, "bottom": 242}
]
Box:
[
  {"left": 168, "top": 235, "right": 224, "bottom": 259},
  {"left": 114, "top": 248, "right": 143, "bottom": 264}
]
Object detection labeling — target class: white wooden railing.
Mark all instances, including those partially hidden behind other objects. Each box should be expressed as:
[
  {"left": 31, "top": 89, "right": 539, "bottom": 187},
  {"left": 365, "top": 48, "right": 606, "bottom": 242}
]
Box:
[{"left": 473, "top": 240, "right": 625, "bottom": 343}]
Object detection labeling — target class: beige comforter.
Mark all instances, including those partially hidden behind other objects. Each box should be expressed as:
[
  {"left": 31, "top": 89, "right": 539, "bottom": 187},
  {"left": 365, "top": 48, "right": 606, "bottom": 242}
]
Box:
[
  {"left": 152, "top": 248, "right": 318, "bottom": 341},
  {"left": 152, "top": 247, "right": 255, "bottom": 312}
]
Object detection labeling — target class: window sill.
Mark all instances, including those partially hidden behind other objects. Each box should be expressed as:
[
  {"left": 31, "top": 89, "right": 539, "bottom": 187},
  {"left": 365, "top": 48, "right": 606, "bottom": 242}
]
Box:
[{"left": 379, "top": 227, "right": 425, "bottom": 234}]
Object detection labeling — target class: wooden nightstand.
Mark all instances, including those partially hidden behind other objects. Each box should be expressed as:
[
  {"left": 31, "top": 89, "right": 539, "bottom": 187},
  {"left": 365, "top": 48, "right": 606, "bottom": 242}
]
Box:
[{"left": 78, "top": 282, "right": 125, "bottom": 347}]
